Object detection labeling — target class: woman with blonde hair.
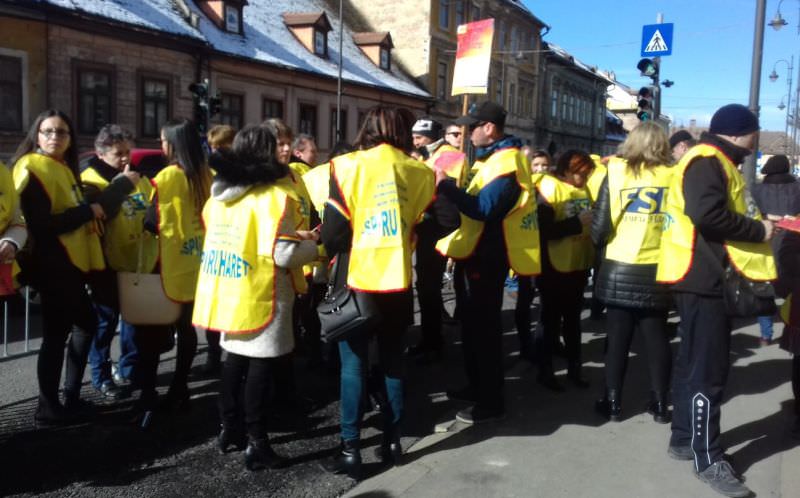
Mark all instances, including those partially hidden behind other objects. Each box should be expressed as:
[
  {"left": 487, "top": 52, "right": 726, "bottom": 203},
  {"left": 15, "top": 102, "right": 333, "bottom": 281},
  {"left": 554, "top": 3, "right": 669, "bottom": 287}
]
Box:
[{"left": 591, "top": 121, "right": 675, "bottom": 423}]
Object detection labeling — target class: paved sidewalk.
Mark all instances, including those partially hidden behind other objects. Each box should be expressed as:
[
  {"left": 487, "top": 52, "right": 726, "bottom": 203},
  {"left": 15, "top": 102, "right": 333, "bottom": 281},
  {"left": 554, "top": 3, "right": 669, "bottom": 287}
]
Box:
[{"left": 348, "top": 318, "right": 800, "bottom": 498}]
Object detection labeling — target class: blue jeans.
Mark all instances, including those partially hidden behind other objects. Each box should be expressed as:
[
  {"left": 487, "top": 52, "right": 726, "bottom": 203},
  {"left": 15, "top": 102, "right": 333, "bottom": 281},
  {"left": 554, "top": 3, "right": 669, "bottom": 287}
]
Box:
[
  {"left": 89, "top": 302, "right": 138, "bottom": 387},
  {"left": 337, "top": 293, "right": 410, "bottom": 442},
  {"left": 757, "top": 315, "right": 774, "bottom": 341}
]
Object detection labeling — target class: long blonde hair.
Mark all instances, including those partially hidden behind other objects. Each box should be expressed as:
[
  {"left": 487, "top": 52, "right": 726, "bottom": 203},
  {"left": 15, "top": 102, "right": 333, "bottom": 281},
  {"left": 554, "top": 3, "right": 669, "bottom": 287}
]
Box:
[{"left": 617, "top": 122, "right": 672, "bottom": 176}]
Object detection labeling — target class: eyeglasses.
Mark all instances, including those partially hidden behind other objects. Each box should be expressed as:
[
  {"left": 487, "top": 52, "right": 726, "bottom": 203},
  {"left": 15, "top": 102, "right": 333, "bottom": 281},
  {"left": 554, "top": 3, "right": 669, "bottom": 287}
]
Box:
[
  {"left": 446, "top": 131, "right": 462, "bottom": 137},
  {"left": 38, "top": 128, "right": 70, "bottom": 139}
]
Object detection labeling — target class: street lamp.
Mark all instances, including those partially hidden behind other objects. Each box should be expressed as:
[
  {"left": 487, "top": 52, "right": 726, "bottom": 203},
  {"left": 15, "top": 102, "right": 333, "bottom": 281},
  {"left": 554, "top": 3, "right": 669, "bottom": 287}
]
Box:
[
  {"left": 769, "top": 57, "right": 794, "bottom": 156},
  {"left": 769, "top": 0, "right": 789, "bottom": 30},
  {"left": 779, "top": 96, "right": 787, "bottom": 111}
]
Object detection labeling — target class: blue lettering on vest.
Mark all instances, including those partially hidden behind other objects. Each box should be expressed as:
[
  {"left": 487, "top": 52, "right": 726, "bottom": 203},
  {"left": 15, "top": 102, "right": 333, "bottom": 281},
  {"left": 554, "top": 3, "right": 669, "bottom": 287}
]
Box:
[
  {"left": 381, "top": 209, "right": 398, "bottom": 236},
  {"left": 201, "top": 249, "right": 252, "bottom": 278},
  {"left": 621, "top": 187, "right": 668, "bottom": 214},
  {"left": 180, "top": 236, "right": 202, "bottom": 256},
  {"left": 520, "top": 211, "right": 538, "bottom": 230}
]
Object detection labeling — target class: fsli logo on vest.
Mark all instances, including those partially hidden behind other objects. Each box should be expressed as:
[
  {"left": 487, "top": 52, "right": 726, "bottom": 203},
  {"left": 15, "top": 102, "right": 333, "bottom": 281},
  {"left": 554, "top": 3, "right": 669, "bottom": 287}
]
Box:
[{"left": 621, "top": 187, "right": 668, "bottom": 214}]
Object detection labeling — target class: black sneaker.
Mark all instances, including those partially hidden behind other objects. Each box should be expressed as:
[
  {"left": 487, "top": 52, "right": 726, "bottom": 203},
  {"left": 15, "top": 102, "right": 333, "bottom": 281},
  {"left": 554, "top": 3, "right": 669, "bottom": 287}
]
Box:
[
  {"left": 667, "top": 444, "right": 694, "bottom": 461},
  {"left": 446, "top": 387, "right": 477, "bottom": 403},
  {"left": 96, "top": 381, "right": 123, "bottom": 400},
  {"left": 695, "top": 460, "right": 752, "bottom": 498},
  {"left": 456, "top": 406, "right": 505, "bottom": 425}
]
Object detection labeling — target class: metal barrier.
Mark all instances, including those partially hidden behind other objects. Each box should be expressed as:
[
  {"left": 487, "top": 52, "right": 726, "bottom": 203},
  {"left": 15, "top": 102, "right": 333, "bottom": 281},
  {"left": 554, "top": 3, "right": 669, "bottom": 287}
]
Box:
[{"left": 1, "top": 287, "right": 34, "bottom": 358}]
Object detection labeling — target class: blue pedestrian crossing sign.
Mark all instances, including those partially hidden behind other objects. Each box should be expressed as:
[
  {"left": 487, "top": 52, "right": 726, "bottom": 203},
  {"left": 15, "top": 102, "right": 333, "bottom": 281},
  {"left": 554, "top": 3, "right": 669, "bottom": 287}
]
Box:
[{"left": 641, "top": 23, "right": 673, "bottom": 57}]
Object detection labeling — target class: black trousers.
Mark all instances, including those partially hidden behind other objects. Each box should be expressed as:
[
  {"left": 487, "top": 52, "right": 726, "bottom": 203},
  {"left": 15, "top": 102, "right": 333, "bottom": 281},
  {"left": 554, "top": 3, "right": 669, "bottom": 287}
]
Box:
[
  {"left": 415, "top": 239, "right": 447, "bottom": 352},
  {"left": 536, "top": 272, "right": 587, "bottom": 376},
  {"left": 670, "top": 292, "right": 731, "bottom": 472},
  {"left": 457, "top": 255, "right": 508, "bottom": 412},
  {"left": 37, "top": 285, "right": 97, "bottom": 414},
  {"left": 604, "top": 306, "right": 671, "bottom": 394},
  {"left": 515, "top": 276, "right": 535, "bottom": 352},
  {"left": 220, "top": 352, "right": 287, "bottom": 440},
  {"left": 295, "top": 280, "right": 327, "bottom": 363}
]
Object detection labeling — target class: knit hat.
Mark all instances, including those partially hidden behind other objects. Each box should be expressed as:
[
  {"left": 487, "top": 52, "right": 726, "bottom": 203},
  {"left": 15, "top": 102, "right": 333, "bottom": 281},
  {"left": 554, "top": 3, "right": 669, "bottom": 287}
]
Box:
[
  {"left": 412, "top": 117, "right": 442, "bottom": 140},
  {"left": 761, "top": 154, "right": 790, "bottom": 175},
  {"left": 669, "top": 130, "right": 694, "bottom": 149},
  {"left": 708, "top": 104, "right": 759, "bottom": 137}
]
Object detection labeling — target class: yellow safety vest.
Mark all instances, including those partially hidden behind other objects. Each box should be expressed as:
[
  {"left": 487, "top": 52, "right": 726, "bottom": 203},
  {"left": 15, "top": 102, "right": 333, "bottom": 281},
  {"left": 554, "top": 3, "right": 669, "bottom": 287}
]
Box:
[
  {"left": 656, "top": 143, "right": 776, "bottom": 283},
  {"left": 427, "top": 143, "right": 469, "bottom": 187},
  {"left": 303, "top": 162, "right": 330, "bottom": 221},
  {"left": 436, "top": 147, "right": 541, "bottom": 276},
  {"left": 587, "top": 155, "right": 607, "bottom": 204},
  {"left": 192, "top": 183, "right": 298, "bottom": 333},
  {"left": 81, "top": 167, "right": 158, "bottom": 273},
  {"left": 780, "top": 294, "right": 794, "bottom": 325},
  {"left": 151, "top": 165, "right": 206, "bottom": 302},
  {"left": 331, "top": 144, "right": 435, "bottom": 292},
  {"left": 278, "top": 168, "right": 313, "bottom": 287},
  {"left": 605, "top": 158, "right": 674, "bottom": 265},
  {"left": 13, "top": 153, "right": 105, "bottom": 273},
  {"left": 537, "top": 174, "right": 594, "bottom": 273},
  {"left": 288, "top": 161, "right": 312, "bottom": 177},
  {"left": 0, "top": 162, "right": 18, "bottom": 233}
]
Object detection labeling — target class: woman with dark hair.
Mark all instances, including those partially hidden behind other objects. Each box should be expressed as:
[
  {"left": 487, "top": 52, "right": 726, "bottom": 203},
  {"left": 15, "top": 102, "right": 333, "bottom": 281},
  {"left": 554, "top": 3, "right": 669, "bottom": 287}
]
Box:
[
  {"left": 321, "top": 106, "right": 435, "bottom": 479},
  {"left": 12, "top": 110, "right": 135, "bottom": 426},
  {"left": 535, "top": 149, "right": 595, "bottom": 391},
  {"left": 193, "top": 125, "right": 319, "bottom": 470},
  {"left": 141, "top": 118, "right": 212, "bottom": 413},
  {"left": 591, "top": 122, "right": 675, "bottom": 422}
]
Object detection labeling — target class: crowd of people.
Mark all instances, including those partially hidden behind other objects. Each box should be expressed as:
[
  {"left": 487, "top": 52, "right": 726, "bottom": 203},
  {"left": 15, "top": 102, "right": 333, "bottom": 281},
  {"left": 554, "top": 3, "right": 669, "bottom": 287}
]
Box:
[{"left": 2, "top": 100, "right": 799, "bottom": 498}]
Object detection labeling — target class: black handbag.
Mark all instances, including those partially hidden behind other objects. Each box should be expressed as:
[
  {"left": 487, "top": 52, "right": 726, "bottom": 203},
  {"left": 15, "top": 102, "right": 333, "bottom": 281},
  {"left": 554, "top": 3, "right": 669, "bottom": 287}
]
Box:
[
  {"left": 697, "top": 239, "right": 776, "bottom": 318},
  {"left": 316, "top": 254, "right": 380, "bottom": 343}
]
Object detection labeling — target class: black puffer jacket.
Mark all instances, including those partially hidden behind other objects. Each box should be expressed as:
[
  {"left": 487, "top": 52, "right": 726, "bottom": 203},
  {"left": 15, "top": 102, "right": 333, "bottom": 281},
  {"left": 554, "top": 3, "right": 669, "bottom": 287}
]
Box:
[{"left": 591, "top": 175, "right": 672, "bottom": 310}]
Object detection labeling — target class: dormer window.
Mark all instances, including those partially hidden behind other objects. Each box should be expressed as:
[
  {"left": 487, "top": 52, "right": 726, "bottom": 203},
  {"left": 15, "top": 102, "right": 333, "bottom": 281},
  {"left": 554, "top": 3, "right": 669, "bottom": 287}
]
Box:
[
  {"left": 353, "top": 32, "right": 394, "bottom": 71},
  {"left": 224, "top": 4, "right": 240, "bottom": 33},
  {"left": 195, "top": 1, "right": 247, "bottom": 35},
  {"left": 283, "top": 12, "right": 333, "bottom": 58}
]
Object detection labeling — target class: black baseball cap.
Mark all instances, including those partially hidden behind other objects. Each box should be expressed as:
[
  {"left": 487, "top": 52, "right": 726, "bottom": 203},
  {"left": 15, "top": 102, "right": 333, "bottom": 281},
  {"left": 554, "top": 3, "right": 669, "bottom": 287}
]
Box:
[
  {"left": 455, "top": 101, "right": 507, "bottom": 128},
  {"left": 668, "top": 130, "right": 694, "bottom": 149}
]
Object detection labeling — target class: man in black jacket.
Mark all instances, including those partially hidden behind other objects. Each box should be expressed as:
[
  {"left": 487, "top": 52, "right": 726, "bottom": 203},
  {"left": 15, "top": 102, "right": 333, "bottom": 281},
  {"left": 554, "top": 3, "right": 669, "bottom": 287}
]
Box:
[{"left": 664, "top": 104, "right": 774, "bottom": 498}]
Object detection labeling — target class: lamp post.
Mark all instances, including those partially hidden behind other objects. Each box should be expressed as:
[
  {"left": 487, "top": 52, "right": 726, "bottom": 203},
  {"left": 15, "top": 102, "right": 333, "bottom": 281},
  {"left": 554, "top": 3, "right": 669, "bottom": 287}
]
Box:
[
  {"left": 769, "top": 0, "right": 800, "bottom": 33},
  {"left": 769, "top": 57, "right": 794, "bottom": 154},
  {"left": 336, "top": 0, "right": 343, "bottom": 143},
  {"left": 744, "top": 0, "right": 767, "bottom": 186}
]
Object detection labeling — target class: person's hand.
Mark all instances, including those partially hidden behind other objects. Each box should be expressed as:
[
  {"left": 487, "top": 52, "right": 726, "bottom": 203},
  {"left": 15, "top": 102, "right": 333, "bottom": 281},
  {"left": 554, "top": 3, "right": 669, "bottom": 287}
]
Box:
[
  {"left": 296, "top": 230, "right": 320, "bottom": 242},
  {"left": 0, "top": 241, "right": 17, "bottom": 262},
  {"left": 434, "top": 168, "right": 448, "bottom": 186},
  {"left": 766, "top": 213, "right": 784, "bottom": 222},
  {"left": 761, "top": 219, "right": 775, "bottom": 241},
  {"left": 122, "top": 165, "right": 140, "bottom": 185},
  {"left": 578, "top": 210, "right": 593, "bottom": 227},
  {"left": 90, "top": 203, "right": 106, "bottom": 220}
]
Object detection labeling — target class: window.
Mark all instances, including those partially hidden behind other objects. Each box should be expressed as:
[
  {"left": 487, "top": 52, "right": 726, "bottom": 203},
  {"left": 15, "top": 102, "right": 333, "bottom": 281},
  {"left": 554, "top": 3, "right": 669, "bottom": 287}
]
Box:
[
  {"left": 495, "top": 78, "right": 503, "bottom": 105},
  {"left": 224, "top": 4, "right": 241, "bottom": 33},
  {"left": 0, "top": 55, "right": 22, "bottom": 131},
  {"left": 508, "top": 83, "right": 516, "bottom": 114},
  {"left": 314, "top": 30, "right": 327, "bottom": 57},
  {"left": 77, "top": 66, "right": 113, "bottom": 135},
  {"left": 497, "top": 21, "right": 506, "bottom": 50},
  {"left": 517, "top": 85, "right": 524, "bottom": 116},
  {"left": 298, "top": 103, "right": 317, "bottom": 137},
  {"left": 262, "top": 98, "right": 284, "bottom": 120},
  {"left": 551, "top": 89, "right": 559, "bottom": 118},
  {"left": 220, "top": 93, "right": 243, "bottom": 129},
  {"left": 380, "top": 47, "right": 391, "bottom": 70},
  {"left": 455, "top": 1, "right": 466, "bottom": 27},
  {"left": 561, "top": 92, "right": 568, "bottom": 121},
  {"left": 330, "top": 108, "right": 348, "bottom": 145},
  {"left": 439, "top": 0, "right": 450, "bottom": 30},
  {"left": 140, "top": 77, "right": 170, "bottom": 138},
  {"left": 510, "top": 25, "right": 519, "bottom": 52},
  {"left": 437, "top": 61, "right": 448, "bottom": 100}
]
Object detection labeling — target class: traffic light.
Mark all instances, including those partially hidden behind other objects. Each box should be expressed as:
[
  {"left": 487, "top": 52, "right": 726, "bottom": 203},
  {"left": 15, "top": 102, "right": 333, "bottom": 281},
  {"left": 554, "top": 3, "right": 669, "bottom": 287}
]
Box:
[
  {"left": 209, "top": 95, "right": 222, "bottom": 117},
  {"left": 637, "top": 58, "right": 659, "bottom": 83},
  {"left": 189, "top": 80, "right": 211, "bottom": 134},
  {"left": 637, "top": 86, "right": 654, "bottom": 121}
]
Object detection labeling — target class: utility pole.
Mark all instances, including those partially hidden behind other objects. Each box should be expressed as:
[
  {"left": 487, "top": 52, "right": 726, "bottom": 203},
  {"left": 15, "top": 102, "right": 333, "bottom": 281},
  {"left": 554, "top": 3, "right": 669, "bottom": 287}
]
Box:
[
  {"left": 654, "top": 13, "right": 663, "bottom": 121},
  {"left": 744, "top": 0, "right": 767, "bottom": 186},
  {"left": 336, "top": 0, "right": 343, "bottom": 143}
]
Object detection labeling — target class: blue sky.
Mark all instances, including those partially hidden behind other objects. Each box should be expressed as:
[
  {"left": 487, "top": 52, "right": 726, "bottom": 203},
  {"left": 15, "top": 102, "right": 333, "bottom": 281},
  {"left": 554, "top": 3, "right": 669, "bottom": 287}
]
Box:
[{"left": 524, "top": 0, "right": 800, "bottom": 132}]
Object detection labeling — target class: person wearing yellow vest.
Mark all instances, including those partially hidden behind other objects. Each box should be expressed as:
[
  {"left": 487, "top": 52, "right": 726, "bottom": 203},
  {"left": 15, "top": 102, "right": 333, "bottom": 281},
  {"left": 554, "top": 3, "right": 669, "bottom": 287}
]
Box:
[
  {"left": 81, "top": 124, "right": 154, "bottom": 401},
  {"left": 535, "top": 150, "right": 595, "bottom": 392},
  {"left": 406, "top": 117, "right": 461, "bottom": 364},
  {"left": 0, "top": 160, "right": 26, "bottom": 288},
  {"left": 589, "top": 122, "right": 675, "bottom": 424},
  {"left": 321, "top": 106, "right": 435, "bottom": 479},
  {"left": 656, "top": 104, "right": 775, "bottom": 497},
  {"left": 141, "top": 118, "right": 212, "bottom": 415},
  {"left": 193, "top": 125, "right": 319, "bottom": 470},
  {"left": 774, "top": 224, "right": 800, "bottom": 438},
  {"left": 12, "top": 110, "right": 109, "bottom": 427},
  {"left": 435, "top": 101, "right": 540, "bottom": 425}
]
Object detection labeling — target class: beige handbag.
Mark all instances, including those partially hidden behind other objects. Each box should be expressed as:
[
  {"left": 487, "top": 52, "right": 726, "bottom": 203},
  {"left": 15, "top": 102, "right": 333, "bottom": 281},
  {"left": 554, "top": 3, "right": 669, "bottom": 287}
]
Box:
[{"left": 117, "top": 236, "right": 182, "bottom": 325}]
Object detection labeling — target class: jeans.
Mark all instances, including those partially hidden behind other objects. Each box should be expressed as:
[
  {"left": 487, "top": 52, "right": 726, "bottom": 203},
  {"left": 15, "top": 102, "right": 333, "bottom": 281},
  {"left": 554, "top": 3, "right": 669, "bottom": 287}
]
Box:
[
  {"left": 757, "top": 315, "right": 774, "bottom": 341},
  {"left": 338, "top": 291, "right": 411, "bottom": 442},
  {"left": 89, "top": 302, "right": 138, "bottom": 387}
]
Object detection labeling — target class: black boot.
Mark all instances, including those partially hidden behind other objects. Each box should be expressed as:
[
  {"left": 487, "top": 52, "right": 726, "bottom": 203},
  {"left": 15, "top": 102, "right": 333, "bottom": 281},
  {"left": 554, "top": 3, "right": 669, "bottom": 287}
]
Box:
[
  {"left": 567, "top": 364, "right": 589, "bottom": 389},
  {"left": 244, "top": 437, "right": 287, "bottom": 471},
  {"left": 374, "top": 433, "right": 403, "bottom": 466},
  {"left": 218, "top": 423, "right": 247, "bottom": 453},
  {"left": 595, "top": 389, "right": 622, "bottom": 422},
  {"left": 647, "top": 392, "right": 671, "bottom": 424},
  {"left": 321, "top": 439, "right": 361, "bottom": 480}
]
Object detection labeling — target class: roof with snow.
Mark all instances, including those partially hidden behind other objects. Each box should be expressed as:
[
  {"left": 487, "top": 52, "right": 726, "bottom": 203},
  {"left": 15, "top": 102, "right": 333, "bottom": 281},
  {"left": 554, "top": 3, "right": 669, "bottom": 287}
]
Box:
[
  {"left": 38, "top": 0, "right": 430, "bottom": 99},
  {"left": 543, "top": 41, "right": 612, "bottom": 84}
]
